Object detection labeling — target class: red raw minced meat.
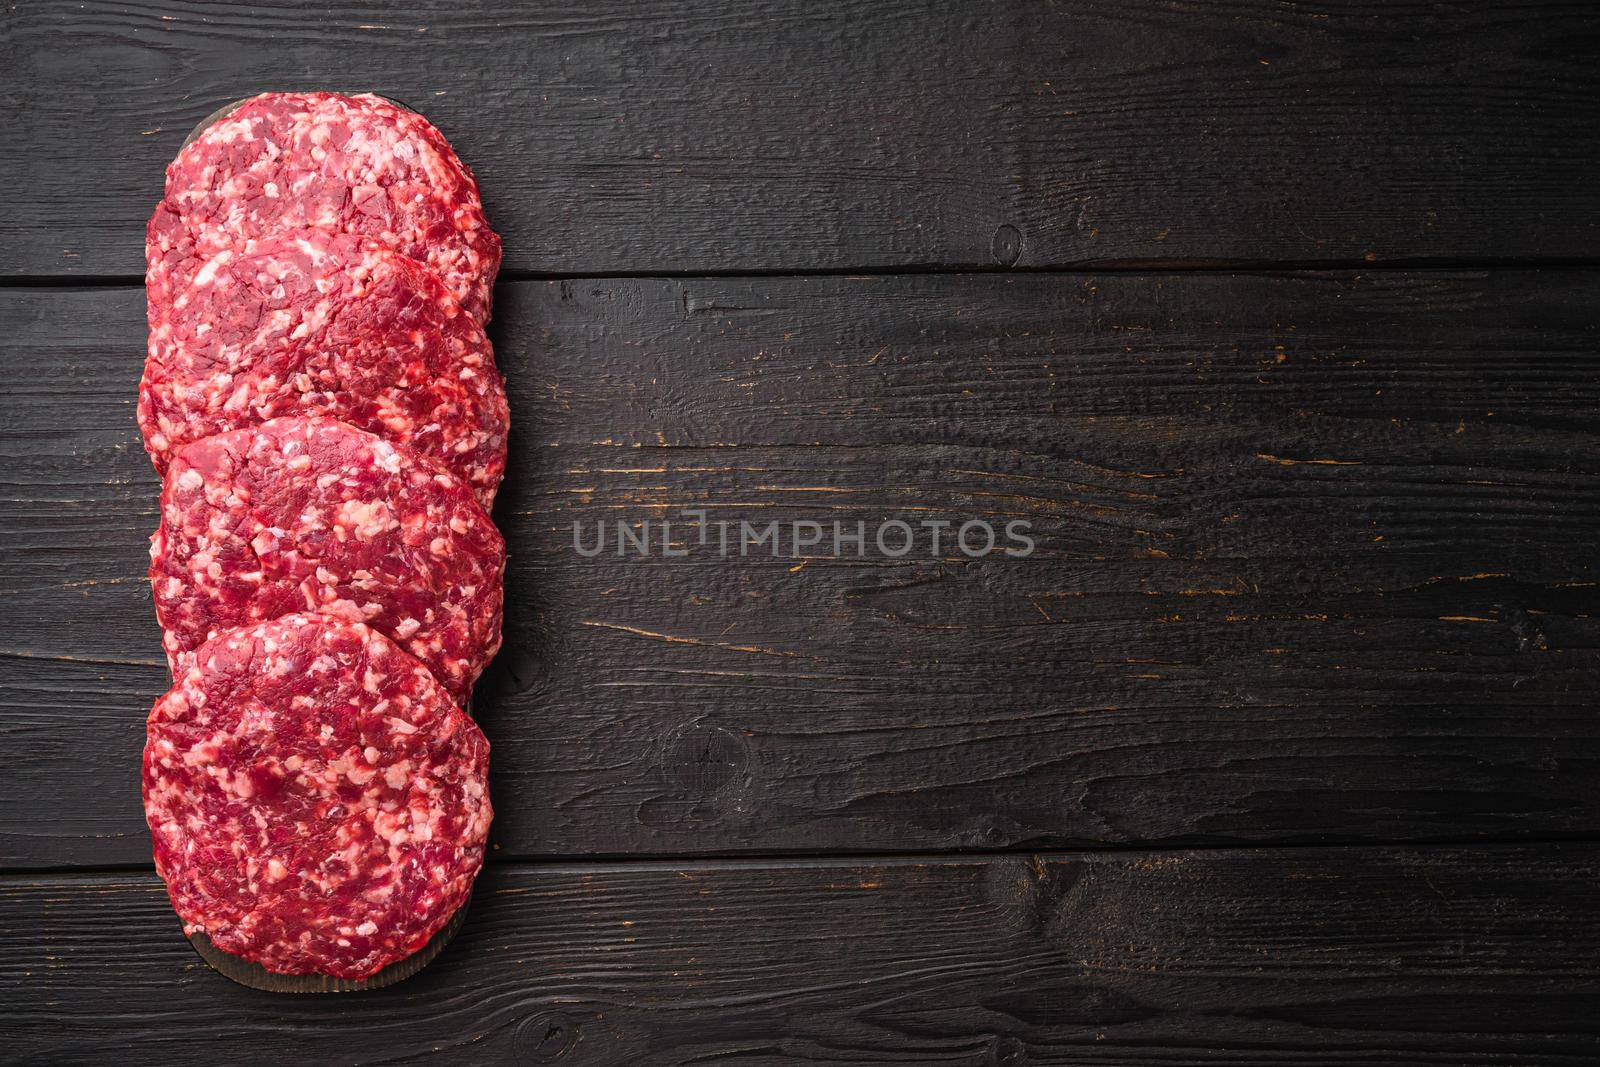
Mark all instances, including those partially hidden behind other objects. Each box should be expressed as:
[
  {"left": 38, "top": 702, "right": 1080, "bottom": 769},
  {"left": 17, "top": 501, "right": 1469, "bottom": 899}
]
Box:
[
  {"left": 143, "top": 613, "right": 492, "bottom": 979},
  {"left": 140, "top": 231, "right": 509, "bottom": 509},
  {"left": 150, "top": 416, "right": 504, "bottom": 706},
  {"left": 148, "top": 91, "right": 500, "bottom": 324}
]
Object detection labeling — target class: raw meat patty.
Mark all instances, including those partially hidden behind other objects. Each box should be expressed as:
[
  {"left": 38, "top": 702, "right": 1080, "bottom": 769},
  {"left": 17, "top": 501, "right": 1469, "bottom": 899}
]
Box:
[
  {"left": 150, "top": 416, "right": 504, "bottom": 705},
  {"left": 140, "top": 231, "right": 508, "bottom": 509},
  {"left": 148, "top": 91, "right": 499, "bottom": 323},
  {"left": 144, "top": 613, "right": 492, "bottom": 979}
]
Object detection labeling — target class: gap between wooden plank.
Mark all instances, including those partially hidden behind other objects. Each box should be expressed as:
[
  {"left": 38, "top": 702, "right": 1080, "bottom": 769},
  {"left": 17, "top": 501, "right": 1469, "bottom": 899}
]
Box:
[
  {"left": 12, "top": 833, "right": 1600, "bottom": 879},
  {"left": 7, "top": 259, "right": 1600, "bottom": 290}
]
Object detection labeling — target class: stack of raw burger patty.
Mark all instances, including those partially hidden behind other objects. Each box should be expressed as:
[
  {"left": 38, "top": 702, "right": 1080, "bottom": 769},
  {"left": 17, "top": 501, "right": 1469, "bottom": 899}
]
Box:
[{"left": 137, "top": 92, "right": 506, "bottom": 980}]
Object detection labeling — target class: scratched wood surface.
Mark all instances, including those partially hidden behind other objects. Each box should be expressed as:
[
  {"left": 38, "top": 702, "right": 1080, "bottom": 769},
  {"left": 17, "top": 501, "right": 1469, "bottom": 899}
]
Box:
[
  {"left": 4, "top": 847, "right": 1599, "bottom": 1064},
  {"left": 4, "top": 0, "right": 1600, "bottom": 1061},
  {"left": 2, "top": 271, "right": 1597, "bottom": 867},
  {"left": 3, "top": 0, "right": 1600, "bottom": 277}
]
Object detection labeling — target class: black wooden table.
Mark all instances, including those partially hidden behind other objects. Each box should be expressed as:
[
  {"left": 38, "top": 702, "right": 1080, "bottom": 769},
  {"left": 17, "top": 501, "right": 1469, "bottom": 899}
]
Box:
[{"left": 3, "top": 2, "right": 1599, "bottom": 1063}]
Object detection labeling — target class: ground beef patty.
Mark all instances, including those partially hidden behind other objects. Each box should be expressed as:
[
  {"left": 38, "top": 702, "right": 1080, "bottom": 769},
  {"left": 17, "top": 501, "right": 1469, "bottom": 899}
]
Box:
[
  {"left": 150, "top": 416, "right": 504, "bottom": 705},
  {"left": 141, "top": 231, "right": 508, "bottom": 509},
  {"left": 148, "top": 91, "right": 499, "bottom": 323},
  {"left": 144, "top": 613, "right": 492, "bottom": 979}
]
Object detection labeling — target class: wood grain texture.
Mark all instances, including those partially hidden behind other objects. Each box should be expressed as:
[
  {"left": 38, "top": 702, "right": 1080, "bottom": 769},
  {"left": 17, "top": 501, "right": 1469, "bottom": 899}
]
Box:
[
  {"left": 2, "top": 271, "right": 1596, "bottom": 867},
  {"left": 3, "top": 846, "right": 1598, "bottom": 1064},
  {"left": 3, "top": 0, "right": 1599, "bottom": 277}
]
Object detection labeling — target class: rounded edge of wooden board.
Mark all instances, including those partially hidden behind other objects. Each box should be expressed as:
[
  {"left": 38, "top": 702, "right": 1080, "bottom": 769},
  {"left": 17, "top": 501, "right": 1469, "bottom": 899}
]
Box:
[
  {"left": 186, "top": 895, "right": 470, "bottom": 994},
  {"left": 180, "top": 93, "right": 417, "bottom": 152}
]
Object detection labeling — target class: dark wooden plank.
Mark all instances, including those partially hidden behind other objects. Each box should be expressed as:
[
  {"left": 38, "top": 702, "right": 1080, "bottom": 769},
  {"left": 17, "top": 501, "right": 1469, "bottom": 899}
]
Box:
[
  {"left": 2, "top": 271, "right": 1599, "bottom": 867},
  {"left": 3, "top": 0, "right": 1599, "bottom": 277},
  {"left": 2, "top": 846, "right": 1598, "bottom": 1064}
]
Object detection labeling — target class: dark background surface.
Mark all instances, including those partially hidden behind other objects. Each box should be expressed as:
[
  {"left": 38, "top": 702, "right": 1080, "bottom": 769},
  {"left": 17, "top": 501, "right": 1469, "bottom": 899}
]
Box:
[{"left": 2, "top": 1, "right": 1598, "bottom": 1062}]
